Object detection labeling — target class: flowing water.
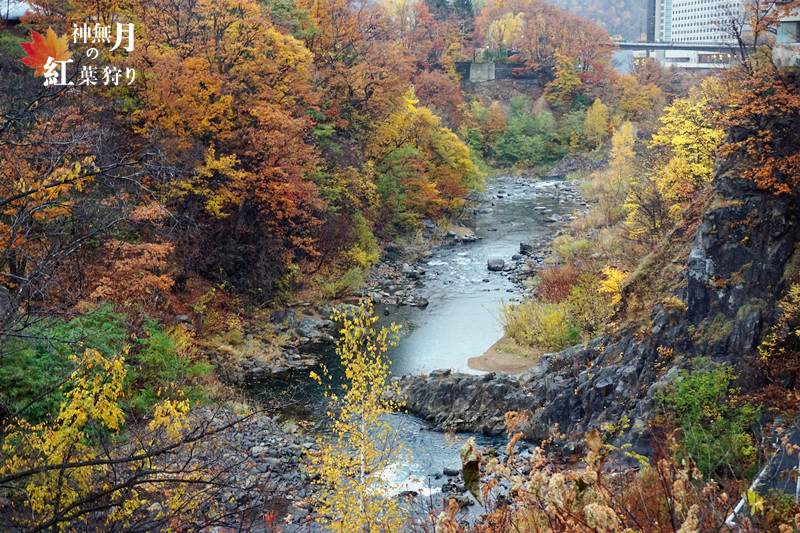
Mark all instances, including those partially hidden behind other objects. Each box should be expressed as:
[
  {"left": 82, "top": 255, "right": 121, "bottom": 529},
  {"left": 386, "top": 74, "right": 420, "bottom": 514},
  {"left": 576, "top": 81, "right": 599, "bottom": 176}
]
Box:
[{"left": 249, "top": 176, "right": 579, "bottom": 498}]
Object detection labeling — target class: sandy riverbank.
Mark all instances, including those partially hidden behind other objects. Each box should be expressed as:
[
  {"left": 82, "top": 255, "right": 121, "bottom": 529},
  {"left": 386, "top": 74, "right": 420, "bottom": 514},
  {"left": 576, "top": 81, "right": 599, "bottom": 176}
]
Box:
[{"left": 467, "top": 334, "right": 539, "bottom": 374}]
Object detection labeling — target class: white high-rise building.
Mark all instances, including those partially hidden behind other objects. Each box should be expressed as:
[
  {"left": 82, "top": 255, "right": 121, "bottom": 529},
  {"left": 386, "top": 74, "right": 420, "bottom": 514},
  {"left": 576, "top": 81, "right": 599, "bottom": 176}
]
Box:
[
  {"left": 644, "top": 0, "right": 743, "bottom": 68},
  {"left": 666, "top": 0, "right": 742, "bottom": 43},
  {"left": 652, "top": 0, "right": 746, "bottom": 44}
]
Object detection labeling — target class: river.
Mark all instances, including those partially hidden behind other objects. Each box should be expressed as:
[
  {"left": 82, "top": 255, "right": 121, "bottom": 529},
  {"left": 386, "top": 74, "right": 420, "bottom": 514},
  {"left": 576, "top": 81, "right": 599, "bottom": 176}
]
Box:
[{"left": 249, "top": 175, "right": 580, "bottom": 500}]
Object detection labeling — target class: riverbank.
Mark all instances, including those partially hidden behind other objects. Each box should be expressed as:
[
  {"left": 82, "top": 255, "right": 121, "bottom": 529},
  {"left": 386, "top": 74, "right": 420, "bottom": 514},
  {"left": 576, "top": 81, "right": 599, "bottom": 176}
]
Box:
[
  {"left": 230, "top": 174, "right": 590, "bottom": 525},
  {"left": 467, "top": 334, "right": 540, "bottom": 373},
  {"left": 189, "top": 407, "right": 317, "bottom": 529},
  {"left": 215, "top": 176, "right": 584, "bottom": 384}
]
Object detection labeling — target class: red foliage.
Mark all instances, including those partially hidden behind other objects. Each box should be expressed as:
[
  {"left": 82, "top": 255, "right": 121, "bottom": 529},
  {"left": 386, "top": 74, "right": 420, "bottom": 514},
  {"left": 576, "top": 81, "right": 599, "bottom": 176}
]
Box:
[
  {"left": 412, "top": 69, "right": 464, "bottom": 127},
  {"left": 475, "top": 0, "right": 617, "bottom": 84},
  {"left": 536, "top": 264, "right": 583, "bottom": 302},
  {"left": 719, "top": 69, "right": 800, "bottom": 195}
]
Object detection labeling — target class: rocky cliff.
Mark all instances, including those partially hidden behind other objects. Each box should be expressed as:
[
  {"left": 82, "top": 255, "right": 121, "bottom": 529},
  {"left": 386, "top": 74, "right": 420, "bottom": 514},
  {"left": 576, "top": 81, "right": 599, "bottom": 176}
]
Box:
[{"left": 401, "top": 174, "right": 800, "bottom": 455}]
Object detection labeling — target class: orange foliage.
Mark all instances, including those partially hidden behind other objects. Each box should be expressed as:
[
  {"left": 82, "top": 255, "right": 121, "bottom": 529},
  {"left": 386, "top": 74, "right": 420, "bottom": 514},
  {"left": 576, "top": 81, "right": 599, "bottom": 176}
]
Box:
[
  {"left": 393, "top": 2, "right": 473, "bottom": 66},
  {"left": 0, "top": 108, "right": 98, "bottom": 290},
  {"left": 91, "top": 241, "right": 175, "bottom": 308},
  {"left": 125, "top": 0, "right": 326, "bottom": 290},
  {"left": 412, "top": 68, "right": 464, "bottom": 126},
  {"left": 475, "top": 0, "right": 616, "bottom": 83},
  {"left": 611, "top": 74, "right": 665, "bottom": 121},
  {"left": 19, "top": 28, "right": 72, "bottom": 76},
  {"left": 297, "top": 0, "right": 413, "bottom": 121},
  {"left": 719, "top": 69, "right": 800, "bottom": 195}
]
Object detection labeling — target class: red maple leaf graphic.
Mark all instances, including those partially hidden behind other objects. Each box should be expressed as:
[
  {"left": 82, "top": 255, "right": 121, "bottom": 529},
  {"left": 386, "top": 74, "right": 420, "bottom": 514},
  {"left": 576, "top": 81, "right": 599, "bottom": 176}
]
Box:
[{"left": 20, "top": 28, "right": 72, "bottom": 77}]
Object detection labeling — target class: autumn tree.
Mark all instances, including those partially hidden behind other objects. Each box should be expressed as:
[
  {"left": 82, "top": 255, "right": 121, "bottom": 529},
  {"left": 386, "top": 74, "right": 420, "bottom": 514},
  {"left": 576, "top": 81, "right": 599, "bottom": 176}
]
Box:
[
  {"left": 709, "top": 1, "right": 800, "bottom": 195},
  {"left": 649, "top": 83, "right": 724, "bottom": 202},
  {"left": 124, "top": 0, "right": 326, "bottom": 299},
  {"left": 623, "top": 79, "right": 723, "bottom": 241},
  {"left": 716, "top": 0, "right": 800, "bottom": 66},
  {"left": 368, "top": 89, "right": 483, "bottom": 230},
  {"left": 460, "top": 100, "right": 508, "bottom": 158},
  {"left": 586, "top": 121, "right": 636, "bottom": 224},
  {"left": 296, "top": 0, "right": 412, "bottom": 127},
  {"left": 475, "top": 0, "right": 616, "bottom": 84},
  {"left": 487, "top": 11, "right": 524, "bottom": 56},
  {"left": 307, "top": 300, "right": 409, "bottom": 532},
  {"left": 545, "top": 53, "right": 583, "bottom": 107},
  {"left": 610, "top": 74, "right": 664, "bottom": 122},
  {"left": 717, "top": 67, "right": 800, "bottom": 195},
  {"left": 584, "top": 98, "right": 610, "bottom": 148},
  {"left": 90, "top": 241, "right": 175, "bottom": 310},
  {"left": 0, "top": 347, "right": 272, "bottom": 531},
  {"left": 631, "top": 56, "right": 678, "bottom": 97},
  {"left": 412, "top": 68, "right": 465, "bottom": 128},
  {"left": 0, "top": 26, "right": 166, "bottom": 322}
]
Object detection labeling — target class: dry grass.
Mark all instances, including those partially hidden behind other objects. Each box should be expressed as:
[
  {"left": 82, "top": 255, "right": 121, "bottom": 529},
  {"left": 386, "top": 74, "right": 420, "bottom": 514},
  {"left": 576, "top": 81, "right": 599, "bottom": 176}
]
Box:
[{"left": 536, "top": 264, "right": 583, "bottom": 302}]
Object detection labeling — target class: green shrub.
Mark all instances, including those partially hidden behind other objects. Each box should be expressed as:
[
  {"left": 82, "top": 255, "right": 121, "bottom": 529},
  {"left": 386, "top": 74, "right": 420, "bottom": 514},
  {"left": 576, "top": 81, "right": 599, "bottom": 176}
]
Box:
[
  {"left": 320, "top": 267, "right": 366, "bottom": 300},
  {"left": 0, "top": 304, "right": 127, "bottom": 423},
  {"left": 499, "top": 300, "right": 579, "bottom": 351},
  {"left": 489, "top": 98, "right": 565, "bottom": 167},
  {"left": 0, "top": 304, "right": 212, "bottom": 422},
  {"left": 129, "top": 320, "right": 213, "bottom": 412},
  {"left": 658, "top": 364, "right": 759, "bottom": 478}
]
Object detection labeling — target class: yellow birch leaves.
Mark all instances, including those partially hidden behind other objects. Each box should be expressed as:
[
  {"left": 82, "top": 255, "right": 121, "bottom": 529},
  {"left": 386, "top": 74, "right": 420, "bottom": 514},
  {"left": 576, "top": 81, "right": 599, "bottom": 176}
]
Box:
[{"left": 306, "top": 300, "right": 409, "bottom": 532}]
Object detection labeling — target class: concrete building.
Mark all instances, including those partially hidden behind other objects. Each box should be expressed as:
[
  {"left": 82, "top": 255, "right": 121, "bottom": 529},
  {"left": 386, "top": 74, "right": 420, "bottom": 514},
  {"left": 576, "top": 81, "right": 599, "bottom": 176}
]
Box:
[
  {"left": 774, "top": 0, "right": 800, "bottom": 66},
  {"left": 651, "top": 0, "right": 745, "bottom": 44},
  {"left": 665, "top": 0, "right": 741, "bottom": 43},
  {"left": 642, "top": 0, "right": 799, "bottom": 69}
]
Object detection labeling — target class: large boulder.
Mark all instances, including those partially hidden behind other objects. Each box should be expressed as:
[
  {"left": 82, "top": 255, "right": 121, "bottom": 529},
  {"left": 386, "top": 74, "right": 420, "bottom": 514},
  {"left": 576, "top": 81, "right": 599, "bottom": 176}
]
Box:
[
  {"left": 487, "top": 259, "right": 505, "bottom": 272},
  {"left": 295, "top": 318, "right": 322, "bottom": 339}
]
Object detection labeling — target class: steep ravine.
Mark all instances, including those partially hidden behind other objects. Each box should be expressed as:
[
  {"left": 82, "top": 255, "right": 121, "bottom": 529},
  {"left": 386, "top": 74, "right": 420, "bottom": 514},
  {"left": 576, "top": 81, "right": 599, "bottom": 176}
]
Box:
[
  {"left": 400, "top": 174, "right": 800, "bottom": 456},
  {"left": 249, "top": 176, "right": 583, "bottom": 504}
]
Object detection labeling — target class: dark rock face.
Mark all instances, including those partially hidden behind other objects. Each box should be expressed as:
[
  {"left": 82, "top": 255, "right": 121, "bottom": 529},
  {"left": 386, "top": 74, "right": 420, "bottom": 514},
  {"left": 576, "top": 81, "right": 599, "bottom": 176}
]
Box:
[
  {"left": 685, "top": 177, "right": 797, "bottom": 326},
  {"left": 403, "top": 371, "right": 533, "bottom": 435},
  {"left": 296, "top": 317, "right": 322, "bottom": 339},
  {"left": 401, "top": 177, "right": 800, "bottom": 455},
  {"left": 546, "top": 153, "right": 606, "bottom": 179}
]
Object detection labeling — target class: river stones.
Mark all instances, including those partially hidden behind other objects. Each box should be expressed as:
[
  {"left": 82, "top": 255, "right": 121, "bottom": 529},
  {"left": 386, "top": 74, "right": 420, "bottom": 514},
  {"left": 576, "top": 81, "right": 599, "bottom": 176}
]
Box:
[{"left": 487, "top": 258, "right": 505, "bottom": 271}]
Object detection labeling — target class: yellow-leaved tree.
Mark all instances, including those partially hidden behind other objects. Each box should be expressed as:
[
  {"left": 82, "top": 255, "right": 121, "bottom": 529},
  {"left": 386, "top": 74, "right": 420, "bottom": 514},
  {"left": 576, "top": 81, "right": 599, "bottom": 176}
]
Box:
[
  {"left": 369, "top": 89, "right": 484, "bottom": 229},
  {"left": 584, "top": 98, "right": 610, "bottom": 149},
  {"left": 489, "top": 12, "right": 525, "bottom": 52},
  {"left": 545, "top": 53, "right": 582, "bottom": 106},
  {"left": 0, "top": 348, "right": 223, "bottom": 531},
  {"left": 307, "top": 300, "right": 409, "bottom": 532},
  {"left": 586, "top": 121, "right": 636, "bottom": 225},
  {"left": 624, "top": 80, "right": 724, "bottom": 241}
]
